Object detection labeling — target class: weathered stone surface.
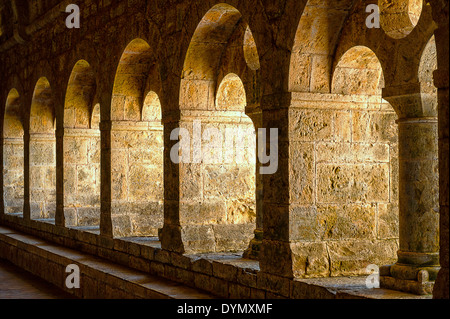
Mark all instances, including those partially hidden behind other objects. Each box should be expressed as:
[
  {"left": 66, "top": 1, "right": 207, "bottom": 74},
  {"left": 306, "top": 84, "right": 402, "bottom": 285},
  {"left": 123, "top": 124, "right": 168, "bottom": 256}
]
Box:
[
  {"left": 0, "top": 0, "right": 446, "bottom": 299},
  {"left": 290, "top": 242, "right": 330, "bottom": 278},
  {"left": 327, "top": 240, "right": 398, "bottom": 277},
  {"left": 317, "top": 163, "right": 390, "bottom": 203}
]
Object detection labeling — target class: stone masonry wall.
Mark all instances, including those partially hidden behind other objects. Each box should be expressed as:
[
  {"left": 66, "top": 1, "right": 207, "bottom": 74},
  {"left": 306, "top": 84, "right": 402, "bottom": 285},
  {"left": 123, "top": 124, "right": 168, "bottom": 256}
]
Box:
[
  {"left": 64, "top": 129, "right": 101, "bottom": 227},
  {"left": 287, "top": 93, "right": 399, "bottom": 278},
  {"left": 29, "top": 134, "right": 56, "bottom": 219},
  {"left": 3, "top": 89, "right": 24, "bottom": 215},
  {"left": 111, "top": 120, "right": 164, "bottom": 237},
  {"left": 177, "top": 111, "right": 256, "bottom": 253},
  {"left": 3, "top": 138, "right": 24, "bottom": 214}
]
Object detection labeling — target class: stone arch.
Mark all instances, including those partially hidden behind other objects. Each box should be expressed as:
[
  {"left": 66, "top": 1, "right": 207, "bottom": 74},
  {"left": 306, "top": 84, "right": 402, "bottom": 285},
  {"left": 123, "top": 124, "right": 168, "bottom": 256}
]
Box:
[
  {"left": 64, "top": 60, "right": 96, "bottom": 129},
  {"left": 330, "top": 0, "right": 436, "bottom": 93},
  {"left": 289, "top": 0, "right": 356, "bottom": 93},
  {"left": 216, "top": 73, "right": 247, "bottom": 111},
  {"left": 215, "top": 72, "right": 256, "bottom": 228},
  {"left": 307, "top": 45, "right": 400, "bottom": 276},
  {"left": 112, "top": 38, "right": 156, "bottom": 121},
  {"left": 29, "top": 77, "right": 56, "bottom": 220},
  {"left": 63, "top": 60, "right": 101, "bottom": 228},
  {"left": 179, "top": 2, "right": 262, "bottom": 114},
  {"left": 3, "top": 88, "right": 23, "bottom": 138},
  {"left": 3, "top": 88, "right": 24, "bottom": 215},
  {"left": 142, "top": 91, "right": 162, "bottom": 123},
  {"left": 180, "top": 3, "right": 245, "bottom": 111},
  {"left": 90, "top": 103, "right": 100, "bottom": 130},
  {"left": 27, "top": 60, "right": 57, "bottom": 118},
  {"left": 110, "top": 38, "right": 164, "bottom": 238},
  {"left": 30, "top": 77, "right": 55, "bottom": 134},
  {"left": 331, "top": 46, "right": 385, "bottom": 96},
  {"left": 418, "top": 35, "right": 438, "bottom": 117},
  {"left": 173, "top": 4, "right": 259, "bottom": 254},
  {"left": 379, "top": 0, "right": 423, "bottom": 39},
  {"left": 167, "top": 0, "right": 273, "bottom": 108},
  {"left": 243, "top": 26, "right": 260, "bottom": 72},
  {"left": 214, "top": 19, "right": 261, "bottom": 110}
]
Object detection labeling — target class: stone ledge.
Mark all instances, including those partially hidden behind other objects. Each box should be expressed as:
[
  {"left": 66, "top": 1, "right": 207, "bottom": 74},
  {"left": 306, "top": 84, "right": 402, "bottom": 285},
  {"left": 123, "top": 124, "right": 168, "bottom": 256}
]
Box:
[
  {"left": 0, "top": 225, "right": 216, "bottom": 299},
  {"left": 0, "top": 218, "right": 430, "bottom": 299}
]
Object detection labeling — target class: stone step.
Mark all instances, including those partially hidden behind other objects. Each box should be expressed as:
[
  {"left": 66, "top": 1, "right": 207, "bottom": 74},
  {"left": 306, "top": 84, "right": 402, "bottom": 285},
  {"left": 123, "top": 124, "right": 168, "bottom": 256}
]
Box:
[{"left": 0, "top": 225, "right": 216, "bottom": 299}]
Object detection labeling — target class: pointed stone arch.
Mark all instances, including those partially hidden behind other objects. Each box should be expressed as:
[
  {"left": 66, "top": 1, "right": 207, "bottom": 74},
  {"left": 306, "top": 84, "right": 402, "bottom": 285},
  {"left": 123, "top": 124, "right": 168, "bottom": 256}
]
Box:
[
  {"left": 29, "top": 77, "right": 56, "bottom": 220},
  {"left": 165, "top": 4, "right": 259, "bottom": 254},
  {"left": 63, "top": 60, "right": 101, "bottom": 228},
  {"left": 110, "top": 38, "right": 164, "bottom": 238},
  {"left": 3, "top": 88, "right": 24, "bottom": 215}
]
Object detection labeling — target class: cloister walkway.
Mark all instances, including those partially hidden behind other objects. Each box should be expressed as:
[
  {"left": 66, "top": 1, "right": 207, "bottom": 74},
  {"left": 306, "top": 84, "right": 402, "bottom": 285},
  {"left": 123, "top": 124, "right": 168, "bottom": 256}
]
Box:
[{"left": 0, "top": 258, "right": 74, "bottom": 299}]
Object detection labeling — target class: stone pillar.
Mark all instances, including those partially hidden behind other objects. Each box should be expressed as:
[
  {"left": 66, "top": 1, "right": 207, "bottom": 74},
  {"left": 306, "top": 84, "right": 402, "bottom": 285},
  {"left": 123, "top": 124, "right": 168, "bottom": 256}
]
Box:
[
  {"left": 22, "top": 132, "right": 30, "bottom": 221},
  {"left": 244, "top": 107, "right": 263, "bottom": 260},
  {"left": 431, "top": 0, "right": 449, "bottom": 299},
  {"left": 259, "top": 94, "right": 293, "bottom": 278},
  {"left": 55, "top": 127, "right": 64, "bottom": 227},
  {"left": 434, "top": 73, "right": 449, "bottom": 299},
  {"left": 381, "top": 116, "right": 440, "bottom": 295},
  {"left": 160, "top": 117, "right": 184, "bottom": 253},
  {"left": 99, "top": 120, "right": 113, "bottom": 237}
]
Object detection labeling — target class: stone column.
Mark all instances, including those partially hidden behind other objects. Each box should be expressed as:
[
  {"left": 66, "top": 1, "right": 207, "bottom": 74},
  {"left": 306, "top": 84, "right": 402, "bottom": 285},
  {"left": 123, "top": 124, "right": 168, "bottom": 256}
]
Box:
[
  {"left": 160, "top": 117, "right": 184, "bottom": 253},
  {"left": 55, "top": 127, "right": 64, "bottom": 227},
  {"left": 243, "top": 107, "right": 263, "bottom": 260},
  {"left": 161, "top": 115, "right": 209, "bottom": 254},
  {"left": 434, "top": 72, "right": 449, "bottom": 299},
  {"left": 22, "top": 132, "right": 30, "bottom": 220},
  {"left": 381, "top": 116, "right": 440, "bottom": 295},
  {"left": 259, "top": 94, "right": 293, "bottom": 278},
  {"left": 99, "top": 120, "right": 113, "bottom": 238},
  {"left": 430, "top": 0, "right": 449, "bottom": 299}
]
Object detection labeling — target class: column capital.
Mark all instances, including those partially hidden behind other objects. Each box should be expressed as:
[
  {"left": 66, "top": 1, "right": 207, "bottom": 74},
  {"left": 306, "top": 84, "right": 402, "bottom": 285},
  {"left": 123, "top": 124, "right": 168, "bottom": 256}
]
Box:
[{"left": 382, "top": 90, "right": 425, "bottom": 119}]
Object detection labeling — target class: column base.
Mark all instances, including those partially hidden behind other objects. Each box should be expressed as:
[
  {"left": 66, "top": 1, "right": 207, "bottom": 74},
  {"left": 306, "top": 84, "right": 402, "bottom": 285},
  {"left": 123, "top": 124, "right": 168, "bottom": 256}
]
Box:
[
  {"left": 243, "top": 229, "right": 263, "bottom": 260},
  {"left": 159, "top": 224, "right": 184, "bottom": 254},
  {"left": 380, "top": 263, "right": 440, "bottom": 295}
]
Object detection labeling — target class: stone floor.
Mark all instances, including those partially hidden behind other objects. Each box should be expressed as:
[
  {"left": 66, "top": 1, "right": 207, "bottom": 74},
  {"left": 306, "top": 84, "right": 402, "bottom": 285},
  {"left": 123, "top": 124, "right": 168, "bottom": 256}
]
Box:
[{"left": 0, "top": 258, "right": 74, "bottom": 299}]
